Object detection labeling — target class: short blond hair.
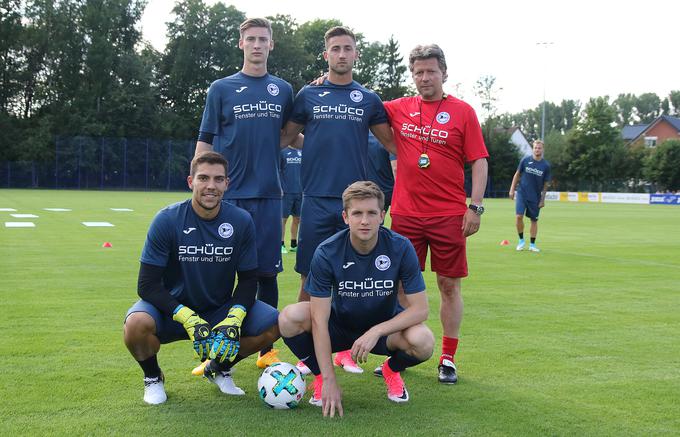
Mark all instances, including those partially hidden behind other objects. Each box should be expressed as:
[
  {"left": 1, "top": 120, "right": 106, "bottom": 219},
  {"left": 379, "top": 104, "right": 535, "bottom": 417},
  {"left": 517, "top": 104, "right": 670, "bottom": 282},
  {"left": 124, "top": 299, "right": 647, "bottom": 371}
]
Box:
[
  {"left": 239, "top": 18, "right": 272, "bottom": 38},
  {"left": 342, "top": 181, "right": 385, "bottom": 211},
  {"left": 533, "top": 140, "right": 544, "bottom": 147}
]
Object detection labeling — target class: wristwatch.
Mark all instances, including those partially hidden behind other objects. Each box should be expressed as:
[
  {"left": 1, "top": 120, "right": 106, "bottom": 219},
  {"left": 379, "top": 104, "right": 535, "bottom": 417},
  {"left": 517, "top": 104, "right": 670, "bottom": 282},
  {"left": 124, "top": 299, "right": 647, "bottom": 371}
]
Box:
[{"left": 468, "top": 204, "right": 484, "bottom": 216}]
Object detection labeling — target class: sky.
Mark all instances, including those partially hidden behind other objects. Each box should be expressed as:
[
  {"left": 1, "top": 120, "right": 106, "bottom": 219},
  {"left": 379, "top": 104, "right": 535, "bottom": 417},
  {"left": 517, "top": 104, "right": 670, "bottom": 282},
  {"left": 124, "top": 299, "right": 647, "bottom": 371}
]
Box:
[{"left": 140, "top": 0, "right": 678, "bottom": 117}]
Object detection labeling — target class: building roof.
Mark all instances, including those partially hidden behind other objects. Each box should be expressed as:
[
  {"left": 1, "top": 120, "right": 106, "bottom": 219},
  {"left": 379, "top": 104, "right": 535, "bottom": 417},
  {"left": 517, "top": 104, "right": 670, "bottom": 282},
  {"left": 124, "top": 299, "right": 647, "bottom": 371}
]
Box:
[
  {"left": 622, "top": 124, "right": 648, "bottom": 140},
  {"left": 623, "top": 115, "right": 680, "bottom": 144},
  {"left": 660, "top": 115, "right": 680, "bottom": 131}
]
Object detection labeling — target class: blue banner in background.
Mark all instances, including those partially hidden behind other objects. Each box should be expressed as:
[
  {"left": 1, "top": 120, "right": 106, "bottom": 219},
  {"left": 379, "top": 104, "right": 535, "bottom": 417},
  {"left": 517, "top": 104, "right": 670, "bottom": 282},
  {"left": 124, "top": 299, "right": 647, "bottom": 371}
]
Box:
[{"left": 650, "top": 194, "right": 680, "bottom": 205}]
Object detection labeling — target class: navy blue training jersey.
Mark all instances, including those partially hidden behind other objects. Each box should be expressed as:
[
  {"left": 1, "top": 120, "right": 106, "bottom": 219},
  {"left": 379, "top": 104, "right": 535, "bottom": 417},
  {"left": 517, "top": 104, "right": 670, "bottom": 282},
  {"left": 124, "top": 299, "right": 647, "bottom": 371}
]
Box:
[
  {"left": 305, "top": 227, "right": 425, "bottom": 332},
  {"left": 280, "top": 146, "right": 302, "bottom": 194},
  {"left": 290, "top": 80, "right": 388, "bottom": 198},
  {"left": 517, "top": 156, "right": 552, "bottom": 201},
  {"left": 366, "top": 132, "right": 394, "bottom": 197},
  {"left": 140, "top": 200, "right": 257, "bottom": 312},
  {"left": 199, "top": 72, "right": 294, "bottom": 199}
]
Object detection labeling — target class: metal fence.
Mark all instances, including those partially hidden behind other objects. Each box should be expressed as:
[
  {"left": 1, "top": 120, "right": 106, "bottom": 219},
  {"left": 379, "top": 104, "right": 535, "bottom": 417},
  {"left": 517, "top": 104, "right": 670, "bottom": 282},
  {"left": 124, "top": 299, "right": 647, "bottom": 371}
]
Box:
[
  {"left": 2, "top": 135, "right": 511, "bottom": 197},
  {"left": 1, "top": 136, "right": 196, "bottom": 190}
]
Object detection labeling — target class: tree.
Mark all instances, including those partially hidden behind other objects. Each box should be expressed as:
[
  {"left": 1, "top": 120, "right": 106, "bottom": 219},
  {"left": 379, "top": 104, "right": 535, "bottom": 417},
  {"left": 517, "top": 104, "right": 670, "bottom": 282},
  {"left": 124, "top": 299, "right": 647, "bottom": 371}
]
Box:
[
  {"left": 158, "top": 0, "right": 245, "bottom": 138},
  {"left": 668, "top": 90, "right": 680, "bottom": 116},
  {"left": 0, "top": 0, "right": 23, "bottom": 115},
  {"left": 644, "top": 139, "right": 680, "bottom": 191},
  {"left": 483, "top": 127, "right": 518, "bottom": 192},
  {"left": 614, "top": 93, "right": 636, "bottom": 126},
  {"left": 267, "top": 14, "right": 310, "bottom": 92},
  {"left": 564, "top": 97, "right": 628, "bottom": 191},
  {"left": 474, "top": 75, "right": 502, "bottom": 122},
  {"left": 373, "top": 36, "right": 411, "bottom": 101},
  {"left": 635, "top": 92, "right": 660, "bottom": 123}
]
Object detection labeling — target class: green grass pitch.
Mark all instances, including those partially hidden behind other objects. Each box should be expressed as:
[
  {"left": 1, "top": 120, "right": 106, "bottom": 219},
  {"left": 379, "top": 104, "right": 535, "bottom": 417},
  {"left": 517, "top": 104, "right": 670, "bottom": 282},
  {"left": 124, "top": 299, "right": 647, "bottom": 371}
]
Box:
[{"left": 1, "top": 189, "right": 679, "bottom": 435}]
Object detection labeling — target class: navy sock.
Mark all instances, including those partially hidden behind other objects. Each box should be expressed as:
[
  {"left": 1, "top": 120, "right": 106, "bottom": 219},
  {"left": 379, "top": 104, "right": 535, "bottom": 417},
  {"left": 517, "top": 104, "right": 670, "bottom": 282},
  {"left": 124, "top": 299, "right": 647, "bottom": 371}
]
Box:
[
  {"left": 283, "top": 332, "right": 320, "bottom": 375},
  {"left": 138, "top": 355, "right": 161, "bottom": 378},
  {"left": 387, "top": 350, "right": 425, "bottom": 373},
  {"left": 210, "top": 356, "right": 243, "bottom": 373},
  {"left": 530, "top": 237, "right": 536, "bottom": 244},
  {"left": 518, "top": 232, "right": 524, "bottom": 240},
  {"left": 257, "top": 276, "right": 279, "bottom": 355},
  {"left": 291, "top": 239, "right": 297, "bottom": 248}
]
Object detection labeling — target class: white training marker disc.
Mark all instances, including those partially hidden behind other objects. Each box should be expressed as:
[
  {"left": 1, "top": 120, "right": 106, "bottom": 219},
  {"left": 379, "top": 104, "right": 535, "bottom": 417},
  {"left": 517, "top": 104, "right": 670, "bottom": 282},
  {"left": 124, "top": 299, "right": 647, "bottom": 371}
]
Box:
[
  {"left": 0, "top": 208, "right": 17, "bottom": 212},
  {"left": 11, "top": 214, "right": 39, "bottom": 218},
  {"left": 5, "top": 222, "right": 35, "bottom": 228},
  {"left": 43, "top": 208, "right": 72, "bottom": 212},
  {"left": 82, "top": 222, "right": 115, "bottom": 227},
  {"left": 110, "top": 208, "right": 134, "bottom": 212}
]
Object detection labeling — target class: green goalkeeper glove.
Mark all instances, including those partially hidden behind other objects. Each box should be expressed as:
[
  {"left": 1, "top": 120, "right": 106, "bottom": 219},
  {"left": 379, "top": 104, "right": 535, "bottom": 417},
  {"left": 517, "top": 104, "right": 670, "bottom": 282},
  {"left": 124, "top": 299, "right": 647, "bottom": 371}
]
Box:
[
  {"left": 172, "top": 305, "right": 213, "bottom": 361},
  {"left": 210, "top": 305, "right": 246, "bottom": 363}
]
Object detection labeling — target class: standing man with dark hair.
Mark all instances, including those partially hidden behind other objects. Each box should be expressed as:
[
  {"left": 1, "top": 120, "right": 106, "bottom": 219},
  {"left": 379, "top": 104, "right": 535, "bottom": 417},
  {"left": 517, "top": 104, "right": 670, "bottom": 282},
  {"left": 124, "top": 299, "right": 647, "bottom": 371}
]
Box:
[
  {"left": 509, "top": 139, "right": 551, "bottom": 252},
  {"left": 381, "top": 44, "right": 489, "bottom": 384},
  {"left": 195, "top": 18, "right": 299, "bottom": 369},
  {"left": 280, "top": 146, "right": 302, "bottom": 254},
  {"left": 280, "top": 26, "right": 395, "bottom": 374},
  {"left": 279, "top": 181, "right": 433, "bottom": 416},
  {"left": 123, "top": 152, "right": 280, "bottom": 404}
]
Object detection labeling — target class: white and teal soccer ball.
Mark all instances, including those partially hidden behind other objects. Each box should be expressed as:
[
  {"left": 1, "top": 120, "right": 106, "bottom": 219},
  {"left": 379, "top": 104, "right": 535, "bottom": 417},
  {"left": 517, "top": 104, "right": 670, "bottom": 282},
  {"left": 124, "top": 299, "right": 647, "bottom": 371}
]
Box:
[{"left": 257, "top": 362, "right": 306, "bottom": 409}]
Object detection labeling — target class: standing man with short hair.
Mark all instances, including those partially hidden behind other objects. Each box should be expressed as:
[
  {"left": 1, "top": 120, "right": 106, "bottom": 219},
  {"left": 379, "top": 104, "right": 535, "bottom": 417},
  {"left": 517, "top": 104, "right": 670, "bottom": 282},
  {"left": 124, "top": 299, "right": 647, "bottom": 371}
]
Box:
[
  {"left": 280, "top": 146, "right": 302, "bottom": 254},
  {"left": 280, "top": 26, "right": 395, "bottom": 374},
  {"left": 509, "top": 139, "right": 551, "bottom": 252},
  {"left": 123, "top": 152, "right": 280, "bottom": 404},
  {"left": 279, "top": 181, "right": 434, "bottom": 416},
  {"left": 382, "top": 44, "right": 489, "bottom": 384},
  {"left": 195, "top": 18, "right": 298, "bottom": 369}
]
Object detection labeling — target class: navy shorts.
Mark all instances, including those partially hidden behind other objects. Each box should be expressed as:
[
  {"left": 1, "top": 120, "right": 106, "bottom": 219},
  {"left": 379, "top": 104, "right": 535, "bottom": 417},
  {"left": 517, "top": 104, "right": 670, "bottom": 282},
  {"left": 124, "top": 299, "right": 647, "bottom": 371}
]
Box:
[
  {"left": 295, "top": 196, "right": 346, "bottom": 276},
  {"left": 226, "top": 198, "right": 283, "bottom": 274},
  {"left": 282, "top": 192, "right": 302, "bottom": 218},
  {"left": 124, "top": 299, "right": 278, "bottom": 344},
  {"left": 515, "top": 190, "right": 540, "bottom": 221},
  {"left": 326, "top": 309, "right": 404, "bottom": 356}
]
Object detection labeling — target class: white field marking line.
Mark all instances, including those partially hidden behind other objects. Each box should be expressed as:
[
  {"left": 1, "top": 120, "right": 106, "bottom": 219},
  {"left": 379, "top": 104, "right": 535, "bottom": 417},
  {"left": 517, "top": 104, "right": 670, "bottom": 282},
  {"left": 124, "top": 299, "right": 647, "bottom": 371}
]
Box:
[
  {"left": 82, "top": 222, "right": 115, "bottom": 227},
  {"left": 10, "top": 214, "right": 38, "bottom": 218},
  {"left": 0, "top": 208, "right": 17, "bottom": 211},
  {"left": 110, "top": 208, "right": 134, "bottom": 212},
  {"left": 550, "top": 249, "right": 680, "bottom": 269},
  {"left": 5, "top": 222, "right": 35, "bottom": 228},
  {"left": 43, "top": 208, "right": 72, "bottom": 212}
]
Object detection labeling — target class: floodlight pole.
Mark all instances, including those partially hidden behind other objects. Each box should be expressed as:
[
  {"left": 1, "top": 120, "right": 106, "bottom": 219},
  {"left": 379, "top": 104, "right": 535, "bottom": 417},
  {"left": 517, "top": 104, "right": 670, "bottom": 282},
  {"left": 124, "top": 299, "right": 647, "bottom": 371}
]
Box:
[{"left": 536, "top": 42, "right": 554, "bottom": 140}]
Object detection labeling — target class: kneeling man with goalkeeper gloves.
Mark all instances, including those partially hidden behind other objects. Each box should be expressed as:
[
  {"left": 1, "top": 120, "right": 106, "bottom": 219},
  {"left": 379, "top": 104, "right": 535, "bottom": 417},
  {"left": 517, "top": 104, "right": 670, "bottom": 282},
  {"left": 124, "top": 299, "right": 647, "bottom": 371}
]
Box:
[{"left": 123, "top": 152, "right": 280, "bottom": 404}]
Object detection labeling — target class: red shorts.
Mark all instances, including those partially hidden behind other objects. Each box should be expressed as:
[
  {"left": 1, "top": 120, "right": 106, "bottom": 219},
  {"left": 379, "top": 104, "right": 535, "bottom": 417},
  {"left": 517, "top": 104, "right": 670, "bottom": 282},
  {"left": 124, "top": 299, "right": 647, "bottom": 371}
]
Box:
[{"left": 391, "top": 214, "right": 468, "bottom": 278}]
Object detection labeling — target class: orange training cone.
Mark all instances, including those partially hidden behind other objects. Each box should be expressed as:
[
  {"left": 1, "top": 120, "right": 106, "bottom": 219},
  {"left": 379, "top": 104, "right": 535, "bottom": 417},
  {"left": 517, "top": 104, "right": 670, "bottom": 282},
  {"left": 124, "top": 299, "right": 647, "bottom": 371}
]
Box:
[
  {"left": 102, "top": 242, "right": 112, "bottom": 248},
  {"left": 500, "top": 240, "right": 510, "bottom": 246}
]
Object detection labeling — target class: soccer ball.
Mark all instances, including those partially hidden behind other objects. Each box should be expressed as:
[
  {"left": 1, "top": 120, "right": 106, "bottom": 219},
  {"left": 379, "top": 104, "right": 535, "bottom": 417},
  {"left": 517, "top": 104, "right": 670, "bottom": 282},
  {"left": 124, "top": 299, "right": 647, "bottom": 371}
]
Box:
[{"left": 257, "top": 362, "right": 306, "bottom": 409}]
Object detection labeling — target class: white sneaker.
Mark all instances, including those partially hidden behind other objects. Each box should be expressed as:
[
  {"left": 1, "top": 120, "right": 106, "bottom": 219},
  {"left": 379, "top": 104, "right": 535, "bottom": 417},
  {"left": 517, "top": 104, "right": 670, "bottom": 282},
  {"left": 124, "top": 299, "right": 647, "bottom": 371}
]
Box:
[
  {"left": 210, "top": 369, "right": 245, "bottom": 395},
  {"left": 296, "top": 360, "right": 312, "bottom": 375},
  {"left": 143, "top": 374, "right": 167, "bottom": 405},
  {"left": 528, "top": 244, "right": 541, "bottom": 252},
  {"left": 516, "top": 240, "right": 525, "bottom": 251}
]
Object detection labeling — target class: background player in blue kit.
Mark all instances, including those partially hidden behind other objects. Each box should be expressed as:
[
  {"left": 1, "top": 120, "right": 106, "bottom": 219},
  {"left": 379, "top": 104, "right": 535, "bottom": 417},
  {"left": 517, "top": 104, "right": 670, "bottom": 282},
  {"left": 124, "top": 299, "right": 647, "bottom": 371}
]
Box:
[
  {"left": 278, "top": 181, "right": 434, "bottom": 417},
  {"left": 279, "top": 26, "right": 396, "bottom": 373},
  {"left": 509, "top": 139, "right": 552, "bottom": 252},
  {"left": 280, "top": 146, "right": 302, "bottom": 254},
  {"left": 195, "top": 18, "right": 300, "bottom": 368},
  {"left": 123, "top": 152, "right": 280, "bottom": 404},
  {"left": 366, "top": 132, "right": 395, "bottom": 214}
]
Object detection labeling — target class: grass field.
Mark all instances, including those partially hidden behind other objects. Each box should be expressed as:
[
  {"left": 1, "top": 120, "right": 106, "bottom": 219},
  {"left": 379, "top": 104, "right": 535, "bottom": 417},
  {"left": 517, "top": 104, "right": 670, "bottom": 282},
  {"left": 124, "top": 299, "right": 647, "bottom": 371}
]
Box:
[{"left": 1, "top": 189, "right": 679, "bottom": 436}]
